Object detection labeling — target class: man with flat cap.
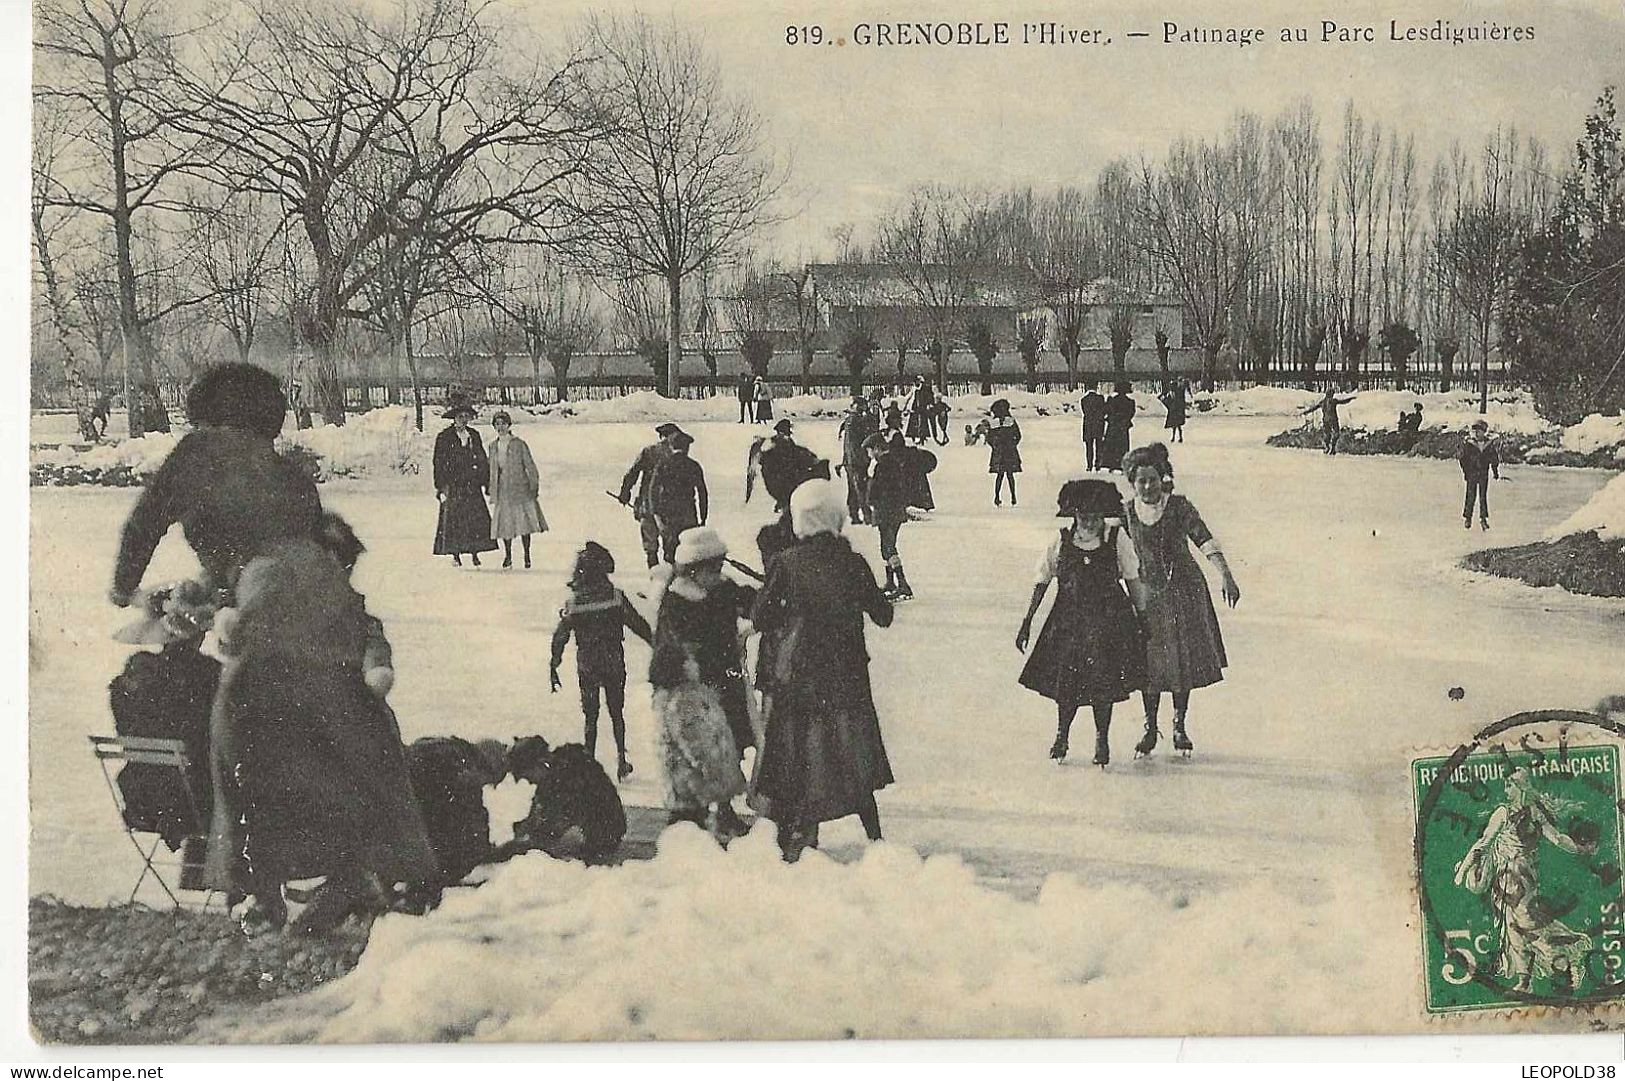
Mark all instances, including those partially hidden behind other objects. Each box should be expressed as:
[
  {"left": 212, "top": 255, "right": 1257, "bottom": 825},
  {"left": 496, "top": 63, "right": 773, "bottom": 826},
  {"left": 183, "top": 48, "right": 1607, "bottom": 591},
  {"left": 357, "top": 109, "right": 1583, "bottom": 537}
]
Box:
[
  {"left": 618, "top": 422, "right": 682, "bottom": 568},
  {"left": 648, "top": 429, "right": 709, "bottom": 565}
]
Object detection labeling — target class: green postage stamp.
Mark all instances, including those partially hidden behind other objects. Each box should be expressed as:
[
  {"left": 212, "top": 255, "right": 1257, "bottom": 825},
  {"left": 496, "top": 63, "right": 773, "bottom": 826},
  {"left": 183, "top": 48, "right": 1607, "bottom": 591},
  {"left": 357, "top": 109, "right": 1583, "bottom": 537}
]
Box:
[{"left": 1413, "top": 712, "right": 1625, "bottom": 1014}]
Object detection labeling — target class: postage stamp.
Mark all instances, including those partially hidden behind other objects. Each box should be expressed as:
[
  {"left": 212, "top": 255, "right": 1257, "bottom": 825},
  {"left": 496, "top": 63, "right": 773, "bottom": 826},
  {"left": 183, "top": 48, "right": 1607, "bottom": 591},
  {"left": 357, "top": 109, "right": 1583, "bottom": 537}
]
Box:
[{"left": 1413, "top": 710, "right": 1625, "bottom": 1014}]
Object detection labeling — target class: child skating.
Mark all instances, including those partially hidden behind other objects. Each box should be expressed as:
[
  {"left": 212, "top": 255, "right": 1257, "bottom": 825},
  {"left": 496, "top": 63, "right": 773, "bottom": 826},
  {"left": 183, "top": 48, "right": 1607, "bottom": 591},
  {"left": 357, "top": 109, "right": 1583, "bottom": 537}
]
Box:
[
  {"left": 1458, "top": 419, "right": 1502, "bottom": 530},
  {"left": 550, "top": 542, "right": 653, "bottom": 782},
  {"left": 1015, "top": 479, "right": 1148, "bottom": 767},
  {"left": 983, "top": 398, "right": 1023, "bottom": 506}
]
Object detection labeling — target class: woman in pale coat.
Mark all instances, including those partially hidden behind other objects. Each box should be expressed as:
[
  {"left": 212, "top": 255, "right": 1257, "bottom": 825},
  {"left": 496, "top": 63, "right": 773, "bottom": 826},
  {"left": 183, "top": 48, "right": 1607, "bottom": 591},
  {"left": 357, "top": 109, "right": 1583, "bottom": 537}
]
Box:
[{"left": 487, "top": 411, "right": 547, "bottom": 569}]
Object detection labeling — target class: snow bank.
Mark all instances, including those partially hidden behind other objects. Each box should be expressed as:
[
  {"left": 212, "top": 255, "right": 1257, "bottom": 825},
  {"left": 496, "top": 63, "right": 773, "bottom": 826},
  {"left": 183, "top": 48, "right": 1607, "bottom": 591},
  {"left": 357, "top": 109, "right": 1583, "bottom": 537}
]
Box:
[
  {"left": 1560, "top": 414, "right": 1625, "bottom": 456},
  {"left": 30, "top": 432, "right": 181, "bottom": 475},
  {"left": 219, "top": 828, "right": 1407, "bottom": 1043},
  {"left": 1191, "top": 386, "right": 1319, "bottom": 416},
  {"left": 288, "top": 407, "right": 431, "bottom": 478},
  {"left": 1544, "top": 472, "right": 1625, "bottom": 542},
  {"left": 1336, "top": 389, "right": 1551, "bottom": 437}
]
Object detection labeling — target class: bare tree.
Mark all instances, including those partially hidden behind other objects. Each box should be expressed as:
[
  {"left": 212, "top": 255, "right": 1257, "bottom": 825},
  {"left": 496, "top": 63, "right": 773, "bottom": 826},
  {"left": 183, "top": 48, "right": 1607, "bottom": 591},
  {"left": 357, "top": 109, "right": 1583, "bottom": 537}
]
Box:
[
  {"left": 1139, "top": 116, "right": 1276, "bottom": 390},
  {"left": 562, "top": 13, "right": 784, "bottom": 398},
  {"left": 1105, "top": 305, "right": 1135, "bottom": 375},
  {"left": 611, "top": 278, "right": 672, "bottom": 388},
  {"left": 483, "top": 250, "right": 601, "bottom": 403},
  {"left": 35, "top": 0, "right": 232, "bottom": 434},
  {"left": 31, "top": 99, "right": 100, "bottom": 439},
  {"left": 173, "top": 0, "right": 600, "bottom": 424},
  {"left": 189, "top": 187, "right": 281, "bottom": 363},
  {"left": 771, "top": 263, "right": 823, "bottom": 394},
  {"left": 875, "top": 184, "right": 997, "bottom": 391}
]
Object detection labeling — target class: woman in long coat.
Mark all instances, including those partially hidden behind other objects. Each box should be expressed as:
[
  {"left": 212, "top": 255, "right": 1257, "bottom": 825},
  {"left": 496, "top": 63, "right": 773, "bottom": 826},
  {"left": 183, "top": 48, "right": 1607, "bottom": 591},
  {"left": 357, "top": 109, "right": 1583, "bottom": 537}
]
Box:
[
  {"left": 1120, "top": 444, "right": 1241, "bottom": 759},
  {"left": 1103, "top": 381, "right": 1137, "bottom": 470},
  {"left": 750, "top": 480, "right": 894, "bottom": 857},
  {"left": 109, "top": 363, "right": 434, "bottom": 930},
  {"left": 432, "top": 399, "right": 498, "bottom": 566},
  {"left": 487, "top": 411, "right": 547, "bottom": 569},
  {"left": 753, "top": 377, "right": 775, "bottom": 423}
]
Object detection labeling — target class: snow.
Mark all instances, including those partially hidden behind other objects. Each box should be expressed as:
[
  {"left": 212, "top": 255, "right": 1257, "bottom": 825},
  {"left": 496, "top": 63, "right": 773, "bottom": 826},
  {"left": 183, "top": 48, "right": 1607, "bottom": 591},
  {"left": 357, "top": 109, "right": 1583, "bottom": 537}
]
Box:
[
  {"left": 1544, "top": 471, "right": 1625, "bottom": 542},
  {"left": 28, "top": 413, "right": 1625, "bottom": 1037},
  {"left": 212, "top": 828, "right": 1408, "bottom": 1042},
  {"left": 1333, "top": 389, "right": 1552, "bottom": 437},
  {"left": 1560, "top": 413, "right": 1625, "bottom": 456}
]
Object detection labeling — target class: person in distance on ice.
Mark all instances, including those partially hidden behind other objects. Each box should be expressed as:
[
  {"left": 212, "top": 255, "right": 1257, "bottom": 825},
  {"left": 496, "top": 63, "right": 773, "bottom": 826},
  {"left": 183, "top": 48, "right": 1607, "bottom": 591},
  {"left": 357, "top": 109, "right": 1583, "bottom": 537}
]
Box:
[
  {"left": 837, "top": 397, "right": 879, "bottom": 525},
  {"left": 1397, "top": 403, "right": 1424, "bottom": 453},
  {"left": 1121, "top": 445, "right": 1240, "bottom": 759},
  {"left": 648, "top": 526, "right": 757, "bottom": 838},
  {"left": 982, "top": 398, "right": 1023, "bottom": 506},
  {"left": 1301, "top": 386, "right": 1358, "bottom": 455},
  {"left": 431, "top": 395, "right": 498, "bottom": 568},
  {"left": 736, "top": 370, "right": 755, "bottom": 424},
  {"left": 648, "top": 430, "right": 709, "bottom": 566},
  {"left": 753, "top": 375, "right": 775, "bottom": 423},
  {"left": 550, "top": 541, "right": 653, "bottom": 782},
  {"left": 905, "top": 375, "right": 936, "bottom": 445},
  {"left": 1160, "top": 378, "right": 1190, "bottom": 444},
  {"left": 1016, "top": 479, "right": 1148, "bottom": 767},
  {"left": 865, "top": 431, "right": 931, "bottom": 601},
  {"left": 486, "top": 411, "right": 547, "bottom": 569},
  {"left": 1102, "top": 381, "right": 1136, "bottom": 471},
  {"left": 617, "top": 422, "right": 682, "bottom": 568},
  {"left": 1458, "top": 418, "right": 1503, "bottom": 530},
  {"left": 749, "top": 479, "right": 895, "bottom": 859},
  {"left": 1079, "top": 381, "right": 1108, "bottom": 471}
]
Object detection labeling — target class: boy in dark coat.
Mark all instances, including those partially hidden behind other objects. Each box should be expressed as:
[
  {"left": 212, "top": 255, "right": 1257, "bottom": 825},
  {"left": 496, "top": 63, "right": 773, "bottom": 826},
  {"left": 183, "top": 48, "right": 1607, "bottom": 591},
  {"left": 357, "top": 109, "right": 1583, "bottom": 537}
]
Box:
[
  {"left": 736, "top": 371, "right": 754, "bottom": 423},
  {"left": 1079, "top": 382, "right": 1108, "bottom": 470},
  {"left": 838, "top": 399, "right": 878, "bottom": 524},
  {"left": 648, "top": 432, "right": 709, "bottom": 565},
  {"left": 1459, "top": 419, "right": 1501, "bottom": 530},
  {"left": 865, "top": 432, "right": 920, "bottom": 600},
  {"left": 550, "top": 542, "right": 653, "bottom": 781},
  {"left": 618, "top": 423, "right": 681, "bottom": 568}
]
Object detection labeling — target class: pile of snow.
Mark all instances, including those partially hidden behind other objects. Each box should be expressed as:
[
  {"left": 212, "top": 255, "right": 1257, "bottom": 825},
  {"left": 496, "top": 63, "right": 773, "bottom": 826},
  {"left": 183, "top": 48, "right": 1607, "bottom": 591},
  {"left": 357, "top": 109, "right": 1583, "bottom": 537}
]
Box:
[
  {"left": 1544, "top": 472, "right": 1625, "bottom": 542},
  {"left": 288, "top": 406, "right": 431, "bottom": 478},
  {"left": 1335, "top": 389, "right": 1551, "bottom": 437},
  {"left": 219, "top": 828, "right": 1407, "bottom": 1043},
  {"left": 1560, "top": 413, "right": 1625, "bottom": 457},
  {"left": 30, "top": 431, "right": 181, "bottom": 476},
  {"left": 1191, "top": 386, "right": 1319, "bottom": 416}
]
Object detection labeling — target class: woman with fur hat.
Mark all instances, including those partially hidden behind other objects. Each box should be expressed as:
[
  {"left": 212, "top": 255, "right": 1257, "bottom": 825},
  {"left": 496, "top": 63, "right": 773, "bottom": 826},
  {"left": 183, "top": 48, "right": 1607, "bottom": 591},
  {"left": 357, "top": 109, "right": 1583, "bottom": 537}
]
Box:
[
  {"left": 648, "top": 526, "right": 758, "bottom": 836},
  {"left": 487, "top": 411, "right": 547, "bottom": 569},
  {"left": 432, "top": 395, "right": 498, "bottom": 567},
  {"left": 1015, "top": 478, "right": 1149, "bottom": 767},
  {"left": 550, "top": 541, "right": 653, "bottom": 781},
  {"left": 984, "top": 398, "right": 1023, "bottom": 506},
  {"left": 1121, "top": 443, "right": 1240, "bottom": 759},
  {"left": 750, "top": 480, "right": 895, "bottom": 858}
]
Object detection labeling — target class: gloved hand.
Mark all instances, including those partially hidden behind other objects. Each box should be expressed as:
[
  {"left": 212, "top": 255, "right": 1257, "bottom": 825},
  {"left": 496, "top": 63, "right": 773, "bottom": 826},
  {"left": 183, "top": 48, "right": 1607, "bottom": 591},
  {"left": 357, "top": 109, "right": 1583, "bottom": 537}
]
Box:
[{"left": 549, "top": 668, "right": 561, "bottom": 693}]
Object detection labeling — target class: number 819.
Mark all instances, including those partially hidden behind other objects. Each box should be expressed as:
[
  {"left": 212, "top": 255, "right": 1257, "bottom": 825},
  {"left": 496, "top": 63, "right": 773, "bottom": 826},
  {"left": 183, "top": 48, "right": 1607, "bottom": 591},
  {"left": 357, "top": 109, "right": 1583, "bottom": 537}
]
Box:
[{"left": 786, "top": 26, "right": 824, "bottom": 44}]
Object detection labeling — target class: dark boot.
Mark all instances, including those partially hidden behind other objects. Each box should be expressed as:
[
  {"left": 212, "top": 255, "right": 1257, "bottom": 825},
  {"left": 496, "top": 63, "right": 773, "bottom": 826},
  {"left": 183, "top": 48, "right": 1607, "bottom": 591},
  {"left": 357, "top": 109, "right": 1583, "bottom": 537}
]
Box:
[
  {"left": 1172, "top": 716, "right": 1193, "bottom": 756},
  {"left": 1134, "top": 720, "right": 1159, "bottom": 759}
]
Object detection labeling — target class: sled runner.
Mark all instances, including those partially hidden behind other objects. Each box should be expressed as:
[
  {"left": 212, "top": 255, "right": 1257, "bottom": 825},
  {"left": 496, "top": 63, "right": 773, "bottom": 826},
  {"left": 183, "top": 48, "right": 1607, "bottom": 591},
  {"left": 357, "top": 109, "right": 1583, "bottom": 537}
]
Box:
[{"left": 89, "top": 734, "right": 218, "bottom": 908}]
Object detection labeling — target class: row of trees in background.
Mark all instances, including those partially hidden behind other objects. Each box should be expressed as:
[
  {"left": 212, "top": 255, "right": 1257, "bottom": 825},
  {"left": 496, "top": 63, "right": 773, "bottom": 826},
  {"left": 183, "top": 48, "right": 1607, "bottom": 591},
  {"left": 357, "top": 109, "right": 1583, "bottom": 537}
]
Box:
[
  {"left": 32, "top": 0, "right": 783, "bottom": 436},
  {"left": 720, "top": 97, "right": 1589, "bottom": 414}
]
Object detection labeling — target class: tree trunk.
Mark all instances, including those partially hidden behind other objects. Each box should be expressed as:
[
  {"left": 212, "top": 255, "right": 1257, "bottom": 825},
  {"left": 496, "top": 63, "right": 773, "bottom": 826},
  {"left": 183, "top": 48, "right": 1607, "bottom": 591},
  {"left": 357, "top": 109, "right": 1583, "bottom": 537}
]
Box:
[
  {"left": 1112, "top": 344, "right": 1129, "bottom": 374},
  {"left": 666, "top": 273, "right": 683, "bottom": 398},
  {"left": 551, "top": 351, "right": 572, "bottom": 402},
  {"left": 978, "top": 362, "right": 993, "bottom": 397},
  {"left": 32, "top": 210, "right": 98, "bottom": 441},
  {"left": 1201, "top": 341, "right": 1221, "bottom": 392},
  {"left": 1478, "top": 315, "right": 1491, "bottom": 414},
  {"left": 403, "top": 332, "right": 423, "bottom": 433},
  {"left": 531, "top": 354, "right": 544, "bottom": 404},
  {"left": 800, "top": 344, "right": 814, "bottom": 395},
  {"left": 848, "top": 362, "right": 863, "bottom": 398}
]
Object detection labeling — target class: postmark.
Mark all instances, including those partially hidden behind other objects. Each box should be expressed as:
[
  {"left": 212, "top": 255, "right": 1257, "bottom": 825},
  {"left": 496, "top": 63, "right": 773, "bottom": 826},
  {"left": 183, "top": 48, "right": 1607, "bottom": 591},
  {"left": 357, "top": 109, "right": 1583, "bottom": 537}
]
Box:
[{"left": 1413, "top": 709, "right": 1625, "bottom": 1014}]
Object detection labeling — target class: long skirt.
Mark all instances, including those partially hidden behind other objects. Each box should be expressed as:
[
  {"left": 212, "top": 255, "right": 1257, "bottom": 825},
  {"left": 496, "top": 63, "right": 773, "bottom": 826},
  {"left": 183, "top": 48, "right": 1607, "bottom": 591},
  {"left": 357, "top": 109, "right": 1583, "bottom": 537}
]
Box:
[
  {"left": 491, "top": 496, "right": 547, "bottom": 540},
  {"left": 655, "top": 681, "right": 747, "bottom": 812},
  {"left": 750, "top": 684, "right": 893, "bottom": 825},
  {"left": 205, "top": 546, "right": 437, "bottom": 891},
  {"left": 1140, "top": 565, "right": 1227, "bottom": 693},
  {"left": 434, "top": 487, "right": 498, "bottom": 554}
]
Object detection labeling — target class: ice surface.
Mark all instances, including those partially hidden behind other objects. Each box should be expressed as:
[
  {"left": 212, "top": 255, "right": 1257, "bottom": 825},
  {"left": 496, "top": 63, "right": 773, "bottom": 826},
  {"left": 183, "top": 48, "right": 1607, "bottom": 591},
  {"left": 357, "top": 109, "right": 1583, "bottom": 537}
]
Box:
[{"left": 29, "top": 413, "right": 1624, "bottom": 1037}]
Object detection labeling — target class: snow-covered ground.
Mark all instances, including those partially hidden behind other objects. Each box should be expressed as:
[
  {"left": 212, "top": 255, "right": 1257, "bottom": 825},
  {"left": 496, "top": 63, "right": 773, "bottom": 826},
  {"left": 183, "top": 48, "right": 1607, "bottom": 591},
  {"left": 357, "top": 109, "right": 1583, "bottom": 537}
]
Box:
[
  {"left": 1546, "top": 471, "right": 1625, "bottom": 542},
  {"left": 29, "top": 414, "right": 1625, "bottom": 1038}
]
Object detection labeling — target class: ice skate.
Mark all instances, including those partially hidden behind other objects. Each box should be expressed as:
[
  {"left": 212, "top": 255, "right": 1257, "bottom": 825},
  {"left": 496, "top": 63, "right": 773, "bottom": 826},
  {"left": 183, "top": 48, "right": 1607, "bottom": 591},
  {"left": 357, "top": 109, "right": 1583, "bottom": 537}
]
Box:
[
  {"left": 501, "top": 552, "right": 513, "bottom": 569},
  {"left": 1092, "top": 732, "right": 1110, "bottom": 768},
  {"left": 1134, "top": 721, "right": 1159, "bottom": 759},
  {"left": 1480, "top": 518, "right": 1490, "bottom": 531},
  {"left": 1049, "top": 735, "right": 1068, "bottom": 761},
  {"left": 1172, "top": 719, "right": 1194, "bottom": 758},
  {"left": 1462, "top": 517, "right": 1472, "bottom": 530},
  {"left": 617, "top": 756, "right": 634, "bottom": 782}
]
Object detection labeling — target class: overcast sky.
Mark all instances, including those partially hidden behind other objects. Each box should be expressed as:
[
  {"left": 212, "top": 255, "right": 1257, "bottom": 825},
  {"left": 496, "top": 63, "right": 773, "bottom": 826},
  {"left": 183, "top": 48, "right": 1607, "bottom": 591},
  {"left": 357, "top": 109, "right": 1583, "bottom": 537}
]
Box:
[{"left": 533, "top": 0, "right": 1625, "bottom": 257}]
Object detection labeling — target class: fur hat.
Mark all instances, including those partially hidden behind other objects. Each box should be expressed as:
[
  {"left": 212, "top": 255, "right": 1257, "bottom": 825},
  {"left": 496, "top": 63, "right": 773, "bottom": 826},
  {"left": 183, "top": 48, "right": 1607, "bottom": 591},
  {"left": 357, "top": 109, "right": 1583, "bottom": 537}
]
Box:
[
  {"left": 185, "top": 362, "right": 288, "bottom": 438},
  {"left": 316, "top": 511, "right": 366, "bottom": 571},
  {"left": 1056, "top": 478, "right": 1124, "bottom": 518},
  {"left": 673, "top": 526, "right": 728, "bottom": 567},
  {"left": 441, "top": 393, "right": 476, "bottom": 420},
  {"left": 790, "top": 478, "right": 847, "bottom": 539}
]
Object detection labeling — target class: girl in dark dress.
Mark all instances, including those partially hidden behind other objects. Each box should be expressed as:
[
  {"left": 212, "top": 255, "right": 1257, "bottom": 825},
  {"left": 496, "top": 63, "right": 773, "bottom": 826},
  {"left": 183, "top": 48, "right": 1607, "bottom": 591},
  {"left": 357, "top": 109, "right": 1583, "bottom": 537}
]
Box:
[
  {"left": 984, "top": 398, "right": 1023, "bottom": 506},
  {"left": 432, "top": 398, "right": 498, "bottom": 566},
  {"left": 1016, "top": 479, "right": 1148, "bottom": 767}
]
